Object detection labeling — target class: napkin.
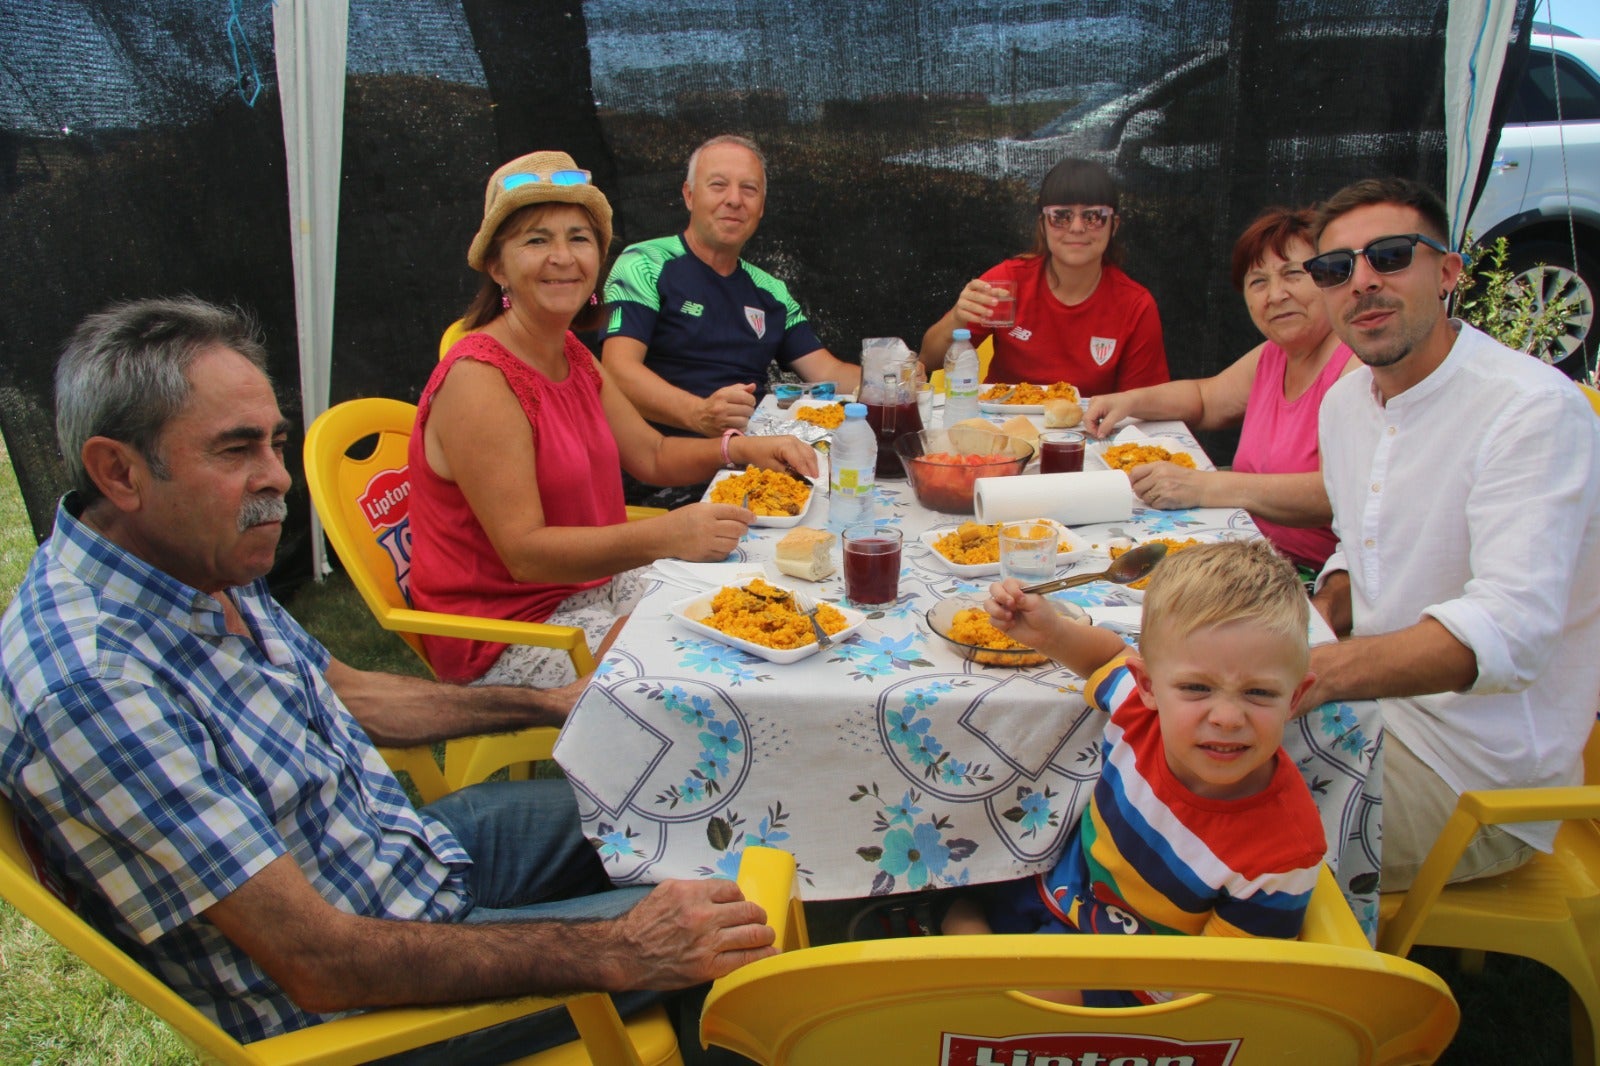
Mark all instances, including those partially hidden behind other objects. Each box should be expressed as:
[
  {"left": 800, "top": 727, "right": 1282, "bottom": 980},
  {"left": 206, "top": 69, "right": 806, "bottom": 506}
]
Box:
[
  {"left": 652, "top": 560, "right": 769, "bottom": 592},
  {"left": 973, "top": 470, "right": 1133, "bottom": 526},
  {"left": 1085, "top": 605, "right": 1145, "bottom": 631}
]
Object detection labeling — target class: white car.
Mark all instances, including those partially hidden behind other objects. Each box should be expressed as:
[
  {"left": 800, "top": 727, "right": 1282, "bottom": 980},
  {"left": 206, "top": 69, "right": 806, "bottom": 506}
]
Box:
[{"left": 1467, "top": 30, "right": 1600, "bottom": 379}]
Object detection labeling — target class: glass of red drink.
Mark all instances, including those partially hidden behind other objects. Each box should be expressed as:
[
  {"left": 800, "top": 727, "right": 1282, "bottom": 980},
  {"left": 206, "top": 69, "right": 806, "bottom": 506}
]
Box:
[
  {"left": 842, "top": 525, "right": 903, "bottom": 608},
  {"left": 1038, "top": 430, "right": 1086, "bottom": 474}
]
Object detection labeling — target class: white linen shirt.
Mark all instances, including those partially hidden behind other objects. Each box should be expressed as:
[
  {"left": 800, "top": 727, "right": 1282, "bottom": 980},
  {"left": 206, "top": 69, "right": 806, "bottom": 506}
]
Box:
[{"left": 1317, "top": 321, "right": 1600, "bottom": 851}]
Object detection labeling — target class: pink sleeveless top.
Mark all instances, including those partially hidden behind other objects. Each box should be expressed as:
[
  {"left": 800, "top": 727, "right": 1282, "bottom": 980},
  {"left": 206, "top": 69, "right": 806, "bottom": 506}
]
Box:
[
  {"left": 1232, "top": 340, "right": 1351, "bottom": 570},
  {"left": 407, "top": 331, "right": 626, "bottom": 682}
]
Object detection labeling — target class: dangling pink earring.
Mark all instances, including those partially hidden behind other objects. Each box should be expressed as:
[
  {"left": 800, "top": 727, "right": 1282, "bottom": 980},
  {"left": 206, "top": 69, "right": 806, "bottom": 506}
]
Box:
[
  {"left": 500, "top": 286, "right": 512, "bottom": 310},
  {"left": 589, "top": 293, "right": 599, "bottom": 306}
]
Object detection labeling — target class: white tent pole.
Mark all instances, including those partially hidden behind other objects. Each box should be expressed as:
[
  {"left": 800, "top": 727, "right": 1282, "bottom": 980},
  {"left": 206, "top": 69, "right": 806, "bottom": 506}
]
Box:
[
  {"left": 273, "top": 0, "right": 348, "bottom": 581},
  {"left": 1445, "top": 0, "right": 1519, "bottom": 249}
]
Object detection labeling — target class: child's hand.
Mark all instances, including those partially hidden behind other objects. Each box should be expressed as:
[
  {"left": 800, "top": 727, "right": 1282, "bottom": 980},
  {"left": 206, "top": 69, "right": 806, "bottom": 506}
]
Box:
[{"left": 986, "top": 578, "right": 1065, "bottom": 650}]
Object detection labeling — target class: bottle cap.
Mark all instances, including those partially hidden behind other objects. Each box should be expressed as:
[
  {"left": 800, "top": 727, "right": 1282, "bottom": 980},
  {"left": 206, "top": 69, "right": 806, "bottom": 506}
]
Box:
[
  {"left": 844, "top": 402, "right": 868, "bottom": 418},
  {"left": 952, "top": 329, "right": 972, "bottom": 341}
]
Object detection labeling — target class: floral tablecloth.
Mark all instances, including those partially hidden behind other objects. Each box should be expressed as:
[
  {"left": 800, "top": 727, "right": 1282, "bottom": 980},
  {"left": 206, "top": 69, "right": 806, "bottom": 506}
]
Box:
[{"left": 552, "top": 418, "right": 1384, "bottom": 938}]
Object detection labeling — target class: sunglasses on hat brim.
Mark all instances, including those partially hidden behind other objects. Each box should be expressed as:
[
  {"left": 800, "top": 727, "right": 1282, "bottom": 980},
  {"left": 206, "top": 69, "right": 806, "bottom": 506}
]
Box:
[{"left": 502, "top": 170, "right": 592, "bottom": 191}]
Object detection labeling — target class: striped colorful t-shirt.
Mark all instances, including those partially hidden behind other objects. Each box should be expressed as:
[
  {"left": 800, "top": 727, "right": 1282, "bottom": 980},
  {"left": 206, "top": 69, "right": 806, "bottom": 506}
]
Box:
[{"left": 1032, "top": 658, "right": 1326, "bottom": 998}]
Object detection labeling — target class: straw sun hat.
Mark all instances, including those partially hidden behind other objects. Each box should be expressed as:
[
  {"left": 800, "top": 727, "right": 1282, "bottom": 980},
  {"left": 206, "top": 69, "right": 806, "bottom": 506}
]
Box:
[{"left": 467, "top": 150, "right": 614, "bottom": 271}]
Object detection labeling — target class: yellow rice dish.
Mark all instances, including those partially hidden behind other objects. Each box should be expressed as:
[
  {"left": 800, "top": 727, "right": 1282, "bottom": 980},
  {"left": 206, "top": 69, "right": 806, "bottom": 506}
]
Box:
[
  {"left": 793, "top": 403, "right": 845, "bottom": 429},
  {"left": 931, "top": 521, "right": 1072, "bottom": 566},
  {"left": 979, "top": 381, "right": 1080, "bottom": 406},
  {"left": 1110, "top": 537, "right": 1202, "bottom": 590},
  {"left": 709, "top": 466, "right": 811, "bottom": 516},
  {"left": 697, "top": 578, "right": 849, "bottom": 650},
  {"left": 1101, "top": 442, "right": 1197, "bottom": 472},
  {"left": 946, "top": 606, "right": 1048, "bottom": 666}
]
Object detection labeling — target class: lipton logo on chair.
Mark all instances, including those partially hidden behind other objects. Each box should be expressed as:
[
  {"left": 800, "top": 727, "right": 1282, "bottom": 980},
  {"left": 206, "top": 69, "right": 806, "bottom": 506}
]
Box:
[
  {"left": 941, "top": 1032, "right": 1240, "bottom": 1066},
  {"left": 360, "top": 467, "right": 411, "bottom": 531}
]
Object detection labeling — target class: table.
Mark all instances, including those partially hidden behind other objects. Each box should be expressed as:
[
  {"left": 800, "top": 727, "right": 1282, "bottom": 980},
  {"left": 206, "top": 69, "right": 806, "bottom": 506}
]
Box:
[{"left": 553, "top": 410, "right": 1385, "bottom": 939}]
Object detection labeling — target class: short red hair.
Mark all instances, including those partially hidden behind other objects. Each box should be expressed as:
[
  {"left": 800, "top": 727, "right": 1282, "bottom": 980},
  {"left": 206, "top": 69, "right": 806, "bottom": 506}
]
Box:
[{"left": 1229, "top": 206, "right": 1317, "bottom": 292}]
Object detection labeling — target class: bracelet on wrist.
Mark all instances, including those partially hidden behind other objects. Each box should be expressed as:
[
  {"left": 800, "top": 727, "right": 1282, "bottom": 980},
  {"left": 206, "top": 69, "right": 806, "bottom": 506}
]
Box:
[{"left": 720, "top": 428, "right": 744, "bottom": 468}]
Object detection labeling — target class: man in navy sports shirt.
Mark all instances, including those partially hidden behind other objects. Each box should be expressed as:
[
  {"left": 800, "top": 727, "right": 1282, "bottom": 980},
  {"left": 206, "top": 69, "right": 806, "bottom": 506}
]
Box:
[{"left": 601, "top": 135, "right": 860, "bottom": 445}]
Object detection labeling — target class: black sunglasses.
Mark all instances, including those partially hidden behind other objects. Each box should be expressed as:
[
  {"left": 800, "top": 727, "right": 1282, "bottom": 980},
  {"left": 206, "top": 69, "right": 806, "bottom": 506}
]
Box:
[{"left": 1303, "top": 233, "right": 1451, "bottom": 289}]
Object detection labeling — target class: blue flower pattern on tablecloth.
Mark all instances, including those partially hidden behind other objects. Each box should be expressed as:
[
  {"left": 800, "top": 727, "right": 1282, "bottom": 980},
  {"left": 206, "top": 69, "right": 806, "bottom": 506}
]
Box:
[
  {"left": 885, "top": 790, "right": 923, "bottom": 826},
  {"left": 880, "top": 822, "right": 950, "bottom": 888},
  {"left": 592, "top": 822, "right": 643, "bottom": 861},
  {"left": 668, "top": 637, "right": 771, "bottom": 685},
  {"left": 1001, "top": 785, "right": 1061, "bottom": 839},
  {"left": 648, "top": 686, "right": 744, "bottom": 809},
  {"left": 884, "top": 682, "right": 994, "bottom": 787},
  {"left": 850, "top": 782, "right": 977, "bottom": 895},
  {"left": 697, "top": 804, "right": 811, "bottom": 884},
  {"left": 1133, "top": 507, "right": 1207, "bottom": 535},
  {"left": 1319, "top": 701, "right": 1372, "bottom": 758},
  {"left": 831, "top": 630, "right": 934, "bottom": 680}
]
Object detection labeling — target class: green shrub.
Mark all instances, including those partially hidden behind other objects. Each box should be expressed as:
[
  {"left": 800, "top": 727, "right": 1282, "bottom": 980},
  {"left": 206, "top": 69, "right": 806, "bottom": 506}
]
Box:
[{"left": 1452, "top": 234, "right": 1580, "bottom": 360}]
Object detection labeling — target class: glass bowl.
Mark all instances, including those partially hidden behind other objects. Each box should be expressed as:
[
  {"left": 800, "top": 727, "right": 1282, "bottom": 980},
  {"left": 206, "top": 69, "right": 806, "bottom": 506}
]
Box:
[
  {"left": 892, "top": 427, "right": 1034, "bottom": 514},
  {"left": 925, "top": 595, "right": 1086, "bottom": 667}
]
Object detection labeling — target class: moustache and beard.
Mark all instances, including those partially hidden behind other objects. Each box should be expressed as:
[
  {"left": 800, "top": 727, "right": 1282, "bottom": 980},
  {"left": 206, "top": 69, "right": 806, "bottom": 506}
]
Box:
[{"left": 1343, "top": 293, "right": 1416, "bottom": 369}]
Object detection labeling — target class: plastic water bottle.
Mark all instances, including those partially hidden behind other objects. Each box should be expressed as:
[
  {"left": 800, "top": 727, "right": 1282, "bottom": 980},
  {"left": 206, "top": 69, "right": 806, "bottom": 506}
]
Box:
[
  {"left": 829, "top": 402, "right": 876, "bottom": 530},
  {"left": 944, "top": 328, "right": 981, "bottom": 424}
]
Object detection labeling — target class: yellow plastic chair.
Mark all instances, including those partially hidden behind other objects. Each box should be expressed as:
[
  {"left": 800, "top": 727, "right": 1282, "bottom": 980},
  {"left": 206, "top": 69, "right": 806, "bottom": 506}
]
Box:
[
  {"left": 704, "top": 846, "right": 1459, "bottom": 1066},
  {"left": 926, "top": 335, "right": 995, "bottom": 395},
  {"left": 0, "top": 791, "right": 681, "bottom": 1065},
  {"left": 1579, "top": 380, "right": 1600, "bottom": 416},
  {"left": 303, "top": 397, "right": 591, "bottom": 797},
  {"left": 1378, "top": 722, "right": 1600, "bottom": 1064},
  {"left": 439, "top": 316, "right": 473, "bottom": 360}
]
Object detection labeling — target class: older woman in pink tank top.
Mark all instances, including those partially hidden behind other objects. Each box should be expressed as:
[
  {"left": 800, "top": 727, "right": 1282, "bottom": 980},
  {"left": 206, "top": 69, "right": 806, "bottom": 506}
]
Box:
[{"left": 1083, "top": 207, "right": 1361, "bottom": 571}]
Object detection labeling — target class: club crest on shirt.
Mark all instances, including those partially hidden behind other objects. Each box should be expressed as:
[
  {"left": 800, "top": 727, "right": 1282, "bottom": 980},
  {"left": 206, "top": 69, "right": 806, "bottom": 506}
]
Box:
[
  {"left": 1090, "top": 336, "right": 1117, "bottom": 366},
  {"left": 744, "top": 306, "right": 767, "bottom": 338}
]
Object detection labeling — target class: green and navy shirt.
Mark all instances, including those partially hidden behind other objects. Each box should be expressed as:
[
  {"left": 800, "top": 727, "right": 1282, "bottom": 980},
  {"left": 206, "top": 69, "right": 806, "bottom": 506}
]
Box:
[{"left": 603, "top": 233, "right": 823, "bottom": 432}]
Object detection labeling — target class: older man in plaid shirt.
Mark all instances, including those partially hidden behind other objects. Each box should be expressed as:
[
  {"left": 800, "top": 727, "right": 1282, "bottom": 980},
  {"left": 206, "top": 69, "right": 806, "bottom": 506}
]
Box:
[{"left": 0, "top": 297, "right": 774, "bottom": 1062}]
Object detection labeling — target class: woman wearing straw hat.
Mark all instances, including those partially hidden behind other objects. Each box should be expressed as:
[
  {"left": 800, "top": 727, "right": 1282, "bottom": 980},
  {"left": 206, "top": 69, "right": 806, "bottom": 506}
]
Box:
[{"left": 407, "top": 150, "right": 817, "bottom": 692}]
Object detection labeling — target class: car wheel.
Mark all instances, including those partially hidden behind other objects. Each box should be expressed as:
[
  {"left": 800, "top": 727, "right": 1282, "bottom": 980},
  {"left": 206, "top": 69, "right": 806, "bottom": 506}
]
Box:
[{"left": 1503, "top": 239, "right": 1596, "bottom": 377}]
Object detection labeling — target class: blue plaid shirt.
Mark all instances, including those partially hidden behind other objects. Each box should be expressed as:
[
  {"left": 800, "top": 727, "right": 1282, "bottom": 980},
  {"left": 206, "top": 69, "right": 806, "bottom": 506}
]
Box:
[{"left": 0, "top": 498, "right": 473, "bottom": 1042}]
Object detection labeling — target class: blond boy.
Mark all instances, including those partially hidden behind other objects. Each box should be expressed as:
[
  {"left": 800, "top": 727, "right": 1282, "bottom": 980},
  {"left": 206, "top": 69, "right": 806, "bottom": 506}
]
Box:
[{"left": 944, "top": 540, "right": 1326, "bottom": 1006}]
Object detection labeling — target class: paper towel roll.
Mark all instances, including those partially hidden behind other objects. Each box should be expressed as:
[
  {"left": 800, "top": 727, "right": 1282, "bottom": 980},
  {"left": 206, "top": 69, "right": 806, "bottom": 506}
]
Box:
[{"left": 974, "top": 470, "right": 1133, "bottom": 526}]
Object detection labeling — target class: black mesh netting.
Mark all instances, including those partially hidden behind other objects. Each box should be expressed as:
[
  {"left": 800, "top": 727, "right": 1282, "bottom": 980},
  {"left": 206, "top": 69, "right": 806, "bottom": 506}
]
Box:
[{"left": 0, "top": 0, "right": 1529, "bottom": 587}]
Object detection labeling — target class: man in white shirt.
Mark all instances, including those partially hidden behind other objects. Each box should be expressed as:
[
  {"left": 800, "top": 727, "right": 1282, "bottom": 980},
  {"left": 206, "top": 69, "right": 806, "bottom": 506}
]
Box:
[{"left": 1301, "top": 177, "right": 1600, "bottom": 891}]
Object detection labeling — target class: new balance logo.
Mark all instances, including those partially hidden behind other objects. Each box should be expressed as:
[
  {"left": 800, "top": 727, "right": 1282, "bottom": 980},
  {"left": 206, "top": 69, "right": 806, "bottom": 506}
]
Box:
[{"left": 681, "top": 300, "right": 705, "bottom": 317}]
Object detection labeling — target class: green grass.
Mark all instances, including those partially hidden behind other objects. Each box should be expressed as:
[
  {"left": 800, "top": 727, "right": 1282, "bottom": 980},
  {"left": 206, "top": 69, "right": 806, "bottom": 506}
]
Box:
[{"left": 0, "top": 441, "right": 1576, "bottom": 1063}]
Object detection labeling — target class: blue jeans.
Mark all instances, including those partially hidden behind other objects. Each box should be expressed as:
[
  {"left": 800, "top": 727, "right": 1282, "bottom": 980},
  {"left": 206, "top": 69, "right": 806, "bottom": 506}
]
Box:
[{"left": 374, "top": 778, "right": 656, "bottom": 1065}]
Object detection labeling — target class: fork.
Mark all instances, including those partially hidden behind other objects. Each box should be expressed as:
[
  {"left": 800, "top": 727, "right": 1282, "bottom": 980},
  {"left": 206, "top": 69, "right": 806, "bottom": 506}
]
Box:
[{"left": 793, "top": 590, "right": 834, "bottom": 648}]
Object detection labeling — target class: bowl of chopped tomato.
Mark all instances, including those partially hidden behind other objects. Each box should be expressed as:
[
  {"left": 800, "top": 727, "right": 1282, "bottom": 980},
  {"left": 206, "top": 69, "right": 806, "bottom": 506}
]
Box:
[{"left": 892, "top": 428, "right": 1034, "bottom": 514}]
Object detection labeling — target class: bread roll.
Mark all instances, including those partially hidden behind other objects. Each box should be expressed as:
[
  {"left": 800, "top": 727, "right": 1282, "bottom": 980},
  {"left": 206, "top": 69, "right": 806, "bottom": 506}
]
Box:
[
  {"left": 1042, "top": 398, "right": 1083, "bottom": 428},
  {"left": 774, "top": 527, "right": 836, "bottom": 581},
  {"left": 999, "top": 415, "right": 1040, "bottom": 445}
]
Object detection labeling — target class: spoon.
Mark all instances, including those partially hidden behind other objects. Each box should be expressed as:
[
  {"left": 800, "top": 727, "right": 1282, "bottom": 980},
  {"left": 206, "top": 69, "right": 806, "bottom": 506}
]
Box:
[{"left": 1019, "top": 542, "right": 1169, "bottom": 596}]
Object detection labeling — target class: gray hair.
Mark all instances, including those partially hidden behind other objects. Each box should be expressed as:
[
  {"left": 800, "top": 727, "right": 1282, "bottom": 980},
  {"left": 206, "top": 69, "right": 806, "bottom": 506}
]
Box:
[
  {"left": 685, "top": 134, "right": 767, "bottom": 187},
  {"left": 55, "top": 296, "right": 271, "bottom": 502}
]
